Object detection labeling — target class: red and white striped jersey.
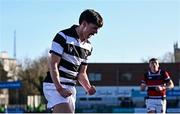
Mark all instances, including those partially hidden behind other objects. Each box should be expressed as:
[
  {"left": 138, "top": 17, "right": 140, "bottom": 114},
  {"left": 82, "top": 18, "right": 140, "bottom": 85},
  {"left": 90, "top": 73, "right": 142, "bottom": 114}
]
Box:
[{"left": 141, "top": 69, "right": 171, "bottom": 98}]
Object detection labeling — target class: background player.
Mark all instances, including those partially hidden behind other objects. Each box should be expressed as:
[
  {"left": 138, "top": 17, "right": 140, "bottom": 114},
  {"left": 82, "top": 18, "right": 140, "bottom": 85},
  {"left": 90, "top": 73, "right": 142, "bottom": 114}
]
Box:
[{"left": 140, "top": 58, "right": 174, "bottom": 114}]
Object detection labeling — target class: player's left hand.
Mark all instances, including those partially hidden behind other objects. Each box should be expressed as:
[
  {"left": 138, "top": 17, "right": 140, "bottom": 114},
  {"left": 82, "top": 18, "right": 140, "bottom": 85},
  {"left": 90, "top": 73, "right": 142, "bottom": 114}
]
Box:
[
  {"left": 156, "top": 85, "right": 165, "bottom": 91},
  {"left": 87, "top": 85, "right": 96, "bottom": 95}
]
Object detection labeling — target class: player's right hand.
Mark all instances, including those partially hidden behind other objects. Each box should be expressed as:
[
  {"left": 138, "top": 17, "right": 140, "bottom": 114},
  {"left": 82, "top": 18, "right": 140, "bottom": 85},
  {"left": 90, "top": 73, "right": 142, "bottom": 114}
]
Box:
[
  {"left": 87, "top": 85, "right": 96, "bottom": 95},
  {"left": 57, "top": 88, "right": 72, "bottom": 98}
]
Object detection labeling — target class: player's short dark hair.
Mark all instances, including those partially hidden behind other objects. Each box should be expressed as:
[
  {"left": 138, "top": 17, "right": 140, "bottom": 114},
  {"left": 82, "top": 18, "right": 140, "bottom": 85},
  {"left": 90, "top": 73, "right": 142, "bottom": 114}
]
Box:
[
  {"left": 149, "top": 58, "right": 158, "bottom": 63},
  {"left": 79, "top": 9, "right": 103, "bottom": 28}
]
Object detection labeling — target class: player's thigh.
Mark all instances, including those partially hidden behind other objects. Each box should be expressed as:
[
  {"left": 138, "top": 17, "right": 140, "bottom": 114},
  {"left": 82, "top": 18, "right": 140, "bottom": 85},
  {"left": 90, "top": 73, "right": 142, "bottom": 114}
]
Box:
[
  {"left": 53, "top": 102, "right": 73, "bottom": 113},
  {"left": 157, "top": 99, "right": 166, "bottom": 113},
  {"left": 146, "top": 99, "right": 156, "bottom": 113}
]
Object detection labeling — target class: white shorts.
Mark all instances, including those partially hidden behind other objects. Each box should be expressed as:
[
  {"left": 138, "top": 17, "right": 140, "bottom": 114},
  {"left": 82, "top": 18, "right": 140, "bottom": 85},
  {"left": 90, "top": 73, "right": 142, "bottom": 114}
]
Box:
[
  {"left": 146, "top": 98, "right": 166, "bottom": 114},
  {"left": 43, "top": 82, "right": 76, "bottom": 110}
]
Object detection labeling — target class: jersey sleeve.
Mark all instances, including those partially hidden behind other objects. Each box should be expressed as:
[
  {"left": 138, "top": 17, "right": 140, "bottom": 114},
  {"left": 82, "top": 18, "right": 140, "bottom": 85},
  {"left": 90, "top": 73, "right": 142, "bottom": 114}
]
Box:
[
  {"left": 163, "top": 71, "right": 171, "bottom": 84},
  {"left": 49, "top": 32, "right": 66, "bottom": 57}
]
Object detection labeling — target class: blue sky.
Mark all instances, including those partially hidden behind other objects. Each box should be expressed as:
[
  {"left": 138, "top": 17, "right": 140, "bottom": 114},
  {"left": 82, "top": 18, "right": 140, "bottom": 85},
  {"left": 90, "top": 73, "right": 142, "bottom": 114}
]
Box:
[{"left": 0, "top": 0, "right": 180, "bottom": 63}]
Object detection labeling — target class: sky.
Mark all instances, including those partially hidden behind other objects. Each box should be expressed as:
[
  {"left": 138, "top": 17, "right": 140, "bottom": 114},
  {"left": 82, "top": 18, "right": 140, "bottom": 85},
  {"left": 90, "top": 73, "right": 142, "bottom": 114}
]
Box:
[{"left": 0, "top": 0, "right": 180, "bottom": 63}]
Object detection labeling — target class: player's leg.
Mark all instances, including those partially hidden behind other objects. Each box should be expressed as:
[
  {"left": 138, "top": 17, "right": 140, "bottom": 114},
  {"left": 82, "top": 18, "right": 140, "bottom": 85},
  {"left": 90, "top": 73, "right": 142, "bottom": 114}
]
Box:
[
  {"left": 52, "top": 91, "right": 75, "bottom": 113},
  {"left": 156, "top": 99, "right": 166, "bottom": 114},
  {"left": 43, "top": 83, "right": 76, "bottom": 113},
  {"left": 152, "top": 99, "right": 166, "bottom": 114},
  {"left": 146, "top": 99, "right": 156, "bottom": 113},
  {"left": 162, "top": 100, "right": 167, "bottom": 114},
  {"left": 53, "top": 103, "right": 73, "bottom": 113}
]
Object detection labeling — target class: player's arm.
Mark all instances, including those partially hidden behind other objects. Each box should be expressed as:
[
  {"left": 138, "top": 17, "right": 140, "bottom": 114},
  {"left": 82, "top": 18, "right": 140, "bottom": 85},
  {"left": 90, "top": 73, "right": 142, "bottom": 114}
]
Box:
[
  {"left": 164, "top": 71, "right": 174, "bottom": 90},
  {"left": 157, "top": 80, "right": 174, "bottom": 90},
  {"left": 77, "top": 65, "right": 96, "bottom": 95},
  {"left": 156, "top": 71, "right": 174, "bottom": 91},
  {"left": 156, "top": 80, "right": 174, "bottom": 91},
  {"left": 165, "top": 80, "right": 174, "bottom": 90},
  {"left": 49, "top": 53, "right": 72, "bottom": 97}
]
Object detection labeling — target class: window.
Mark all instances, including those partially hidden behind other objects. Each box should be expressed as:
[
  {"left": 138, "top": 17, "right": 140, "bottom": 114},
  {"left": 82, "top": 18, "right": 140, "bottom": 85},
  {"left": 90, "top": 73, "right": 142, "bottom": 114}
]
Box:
[
  {"left": 119, "top": 73, "right": 132, "bottom": 81},
  {"left": 89, "top": 73, "right": 102, "bottom": 81}
]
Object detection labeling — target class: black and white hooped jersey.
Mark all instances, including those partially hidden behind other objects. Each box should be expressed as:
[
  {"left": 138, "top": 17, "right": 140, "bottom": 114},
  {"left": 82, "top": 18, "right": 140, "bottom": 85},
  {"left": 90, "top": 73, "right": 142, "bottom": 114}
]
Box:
[{"left": 44, "top": 25, "right": 92, "bottom": 84}]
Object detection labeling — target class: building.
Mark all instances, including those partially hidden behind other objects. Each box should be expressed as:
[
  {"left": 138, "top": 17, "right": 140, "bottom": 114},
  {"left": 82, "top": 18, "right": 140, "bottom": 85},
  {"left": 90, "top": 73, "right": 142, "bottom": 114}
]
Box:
[
  {"left": 0, "top": 51, "right": 19, "bottom": 106},
  {"left": 174, "top": 42, "right": 180, "bottom": 62},
  {"left": 0, "top": 51, "right": 18, "bottom": 81},
  {"left": 87, "top": 63, "right": 180, "bottom": 86}
]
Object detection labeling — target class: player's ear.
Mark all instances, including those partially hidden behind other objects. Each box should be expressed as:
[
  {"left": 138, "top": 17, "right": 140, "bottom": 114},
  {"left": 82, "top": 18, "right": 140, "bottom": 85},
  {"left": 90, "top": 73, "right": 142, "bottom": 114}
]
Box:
[{"left": 81, "top": 21, "right": 88, "bottom": 27}]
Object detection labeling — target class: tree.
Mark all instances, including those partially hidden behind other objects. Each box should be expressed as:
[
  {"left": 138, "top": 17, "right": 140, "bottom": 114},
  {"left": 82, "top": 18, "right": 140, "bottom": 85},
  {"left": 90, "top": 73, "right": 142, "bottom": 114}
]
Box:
[
  {"left": 141, "top": 51, "right": 175, "bottom": 63},
  {"left": 0, "top": 62, "right": 7, "bottom": 81},
  {"left": 0, "top": 62, "right": 8, "bottom": 95},
  {"left": 18, "top": 54, "right": 48, "bottom": 97},
  {"left": 159, "top": 52, "right": 175, "bottom": 63}
]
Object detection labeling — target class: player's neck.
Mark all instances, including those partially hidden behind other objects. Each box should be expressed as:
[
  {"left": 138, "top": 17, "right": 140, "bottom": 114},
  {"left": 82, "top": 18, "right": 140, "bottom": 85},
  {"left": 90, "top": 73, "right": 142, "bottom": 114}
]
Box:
[{"left": 75, "top": 26, "right": 85, "bottom": 42}]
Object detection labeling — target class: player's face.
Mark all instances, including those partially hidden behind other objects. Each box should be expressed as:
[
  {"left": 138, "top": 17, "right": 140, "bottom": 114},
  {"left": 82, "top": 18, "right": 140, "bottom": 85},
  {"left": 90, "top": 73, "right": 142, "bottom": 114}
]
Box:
[
  {"left": 82, "top": 21, "right": 99, "bottom": 41},
  {"left": 149, "top": 60, "right": 159, "bottom": 72}
]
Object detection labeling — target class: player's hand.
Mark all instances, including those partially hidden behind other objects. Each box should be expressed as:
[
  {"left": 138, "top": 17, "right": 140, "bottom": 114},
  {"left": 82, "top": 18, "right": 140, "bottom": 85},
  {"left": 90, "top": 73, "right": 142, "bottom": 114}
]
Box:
[
  {"left": 156, "top": 85, "right": 165, "bottom": 91},
  {"left": 87, "top": 85, "right": 96, "bottom": 95},
  {"left": 57, "top": 88, "right": 72, "bottom": 98}
]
